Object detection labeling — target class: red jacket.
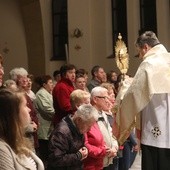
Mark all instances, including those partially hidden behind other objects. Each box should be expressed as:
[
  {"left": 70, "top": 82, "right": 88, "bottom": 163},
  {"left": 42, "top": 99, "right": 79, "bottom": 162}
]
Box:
[
  {"left": 83, "top": 122, "right": 106, "bottom": 170},
  {"left": 52, "top": 78, "right": 74, "bottom": 126}
]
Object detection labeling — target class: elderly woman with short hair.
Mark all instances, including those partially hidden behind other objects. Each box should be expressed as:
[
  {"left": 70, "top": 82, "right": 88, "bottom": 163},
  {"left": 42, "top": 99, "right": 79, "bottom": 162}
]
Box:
[{"left": 47, "top": 104, "right": 98, "bottom": 170}]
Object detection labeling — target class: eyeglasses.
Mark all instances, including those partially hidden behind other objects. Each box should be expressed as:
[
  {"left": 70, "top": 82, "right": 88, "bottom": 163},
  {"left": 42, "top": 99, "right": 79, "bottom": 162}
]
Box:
[{"left": 96, "top": 96, "right": 109, "bottom": 100}]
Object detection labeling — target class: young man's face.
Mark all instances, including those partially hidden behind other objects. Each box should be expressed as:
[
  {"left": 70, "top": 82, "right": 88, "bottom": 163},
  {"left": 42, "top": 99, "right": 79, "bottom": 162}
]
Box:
[{"left": 65, "top": 69, "right": 76, "bottom": 82}]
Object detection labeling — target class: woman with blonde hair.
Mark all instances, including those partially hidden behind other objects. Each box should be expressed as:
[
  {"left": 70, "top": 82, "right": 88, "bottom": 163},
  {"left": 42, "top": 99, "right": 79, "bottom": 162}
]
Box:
[{"left": 70, "top": 89, "right": 91, "bottom": 110}]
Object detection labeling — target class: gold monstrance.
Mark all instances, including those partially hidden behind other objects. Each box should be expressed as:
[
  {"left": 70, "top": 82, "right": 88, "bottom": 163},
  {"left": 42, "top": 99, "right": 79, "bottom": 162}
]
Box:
[
  {"left": 115, "top": 33, "right": 129, "bottom": 76},
  {"left": 114, "top": 34, "right": 130, "bottom": 145}
]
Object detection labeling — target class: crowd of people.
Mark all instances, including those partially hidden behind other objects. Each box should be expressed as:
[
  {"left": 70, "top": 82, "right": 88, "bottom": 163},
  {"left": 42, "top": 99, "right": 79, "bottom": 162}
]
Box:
[{"left": 0, "top": 30, "right": 169, "bottom": 170}]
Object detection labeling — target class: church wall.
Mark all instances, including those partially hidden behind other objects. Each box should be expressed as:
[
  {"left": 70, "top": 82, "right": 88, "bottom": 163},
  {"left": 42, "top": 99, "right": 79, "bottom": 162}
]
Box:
[
  {"left": 0, "top": 0, "right": 170, "bottom": 82},
  {"left": 0, "top": 0, "right": 28, "bottom": 80}
]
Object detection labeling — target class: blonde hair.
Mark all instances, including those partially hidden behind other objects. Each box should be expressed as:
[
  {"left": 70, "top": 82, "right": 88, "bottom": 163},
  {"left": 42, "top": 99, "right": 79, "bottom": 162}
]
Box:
[
  {"left": 70, "top": 89, "right": 90, "bottom": 109},
  {"left": 100, "top": 82, "right": 115, "bottom": 91}
]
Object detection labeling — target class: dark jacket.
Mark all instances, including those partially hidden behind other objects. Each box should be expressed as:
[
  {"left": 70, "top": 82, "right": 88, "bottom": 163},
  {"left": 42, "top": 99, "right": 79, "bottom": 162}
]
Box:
[
  {"left": 47, "top": 115, "right": 84, "bottom": 170},
  {"left": 87, "top": 79, "right": 101, "bottom": 92}
]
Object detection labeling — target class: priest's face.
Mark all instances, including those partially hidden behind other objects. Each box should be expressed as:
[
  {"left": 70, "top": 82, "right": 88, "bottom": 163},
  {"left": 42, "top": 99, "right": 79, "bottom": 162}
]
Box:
[{"left": 136, "top": 44, "right": 152, "bottom": 59}]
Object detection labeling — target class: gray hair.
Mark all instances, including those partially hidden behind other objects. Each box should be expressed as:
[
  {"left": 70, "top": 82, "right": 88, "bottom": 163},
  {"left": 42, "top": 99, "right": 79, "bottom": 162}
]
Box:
[
  {"left": 135, "top": 31, "right": 160, "bottom": 48},
  {"left": 91, "top": 86, "right": 108, "bottom": 98},
  {"left": 9, "top": 67, "right": 28, "bottom": 82},
  {"left": 74, "top": 104, "right": 98, "bottom": 122},
  {"left": 3, "top": 79, "right": 16, "bottom": 87}
]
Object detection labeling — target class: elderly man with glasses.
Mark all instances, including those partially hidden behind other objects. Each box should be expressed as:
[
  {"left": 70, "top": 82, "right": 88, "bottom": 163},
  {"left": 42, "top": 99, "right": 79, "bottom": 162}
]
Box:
[{"left": 85, "top": 86, "right": 118, "bottom": 170}]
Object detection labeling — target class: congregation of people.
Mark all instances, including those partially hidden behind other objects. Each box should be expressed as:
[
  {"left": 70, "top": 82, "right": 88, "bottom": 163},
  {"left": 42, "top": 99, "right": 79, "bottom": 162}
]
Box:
[
  {"left": 0, "top": 54, "right": 138, "bottom": 170},
  {"left": 0, "top": 31, "right": 169, "bottom": 170}
]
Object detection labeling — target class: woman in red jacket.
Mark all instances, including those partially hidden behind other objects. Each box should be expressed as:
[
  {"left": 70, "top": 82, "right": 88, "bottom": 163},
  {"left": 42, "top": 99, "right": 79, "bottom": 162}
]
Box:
[
  {"left": 83, "top": 122, "right": 107, "bottom": 170},
  {"left": 52, "top": 64, "right": 76, "bottom": 126}
]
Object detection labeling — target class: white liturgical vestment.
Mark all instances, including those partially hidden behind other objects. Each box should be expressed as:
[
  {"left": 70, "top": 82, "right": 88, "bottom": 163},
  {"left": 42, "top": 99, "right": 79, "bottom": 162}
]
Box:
[
  {"left": 141, "top": 93, "right": 170, "bottom": 148},
  {"left": 117, "top": 44, "right": 170, "bottom": 145}
]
